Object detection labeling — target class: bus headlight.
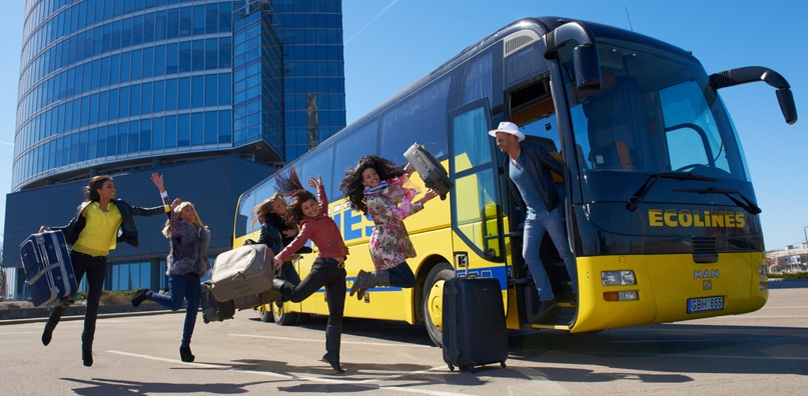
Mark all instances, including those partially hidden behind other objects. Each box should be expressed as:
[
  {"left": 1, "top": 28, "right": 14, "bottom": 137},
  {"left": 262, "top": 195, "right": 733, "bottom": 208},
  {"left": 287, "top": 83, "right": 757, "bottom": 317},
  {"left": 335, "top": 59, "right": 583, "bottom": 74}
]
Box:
[
  {"left": 601, "top": 270, "right": 636, "bottom": 286},
  {"left": 758, "top": 264, "right": 767, "bottom": 278}
]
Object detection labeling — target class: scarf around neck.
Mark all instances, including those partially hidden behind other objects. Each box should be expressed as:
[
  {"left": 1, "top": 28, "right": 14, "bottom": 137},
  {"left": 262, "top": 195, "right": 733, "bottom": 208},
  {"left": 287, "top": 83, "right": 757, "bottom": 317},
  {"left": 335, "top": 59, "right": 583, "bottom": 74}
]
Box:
[{"left": 364, "top": 180, "right": 390, "bottom": 196}]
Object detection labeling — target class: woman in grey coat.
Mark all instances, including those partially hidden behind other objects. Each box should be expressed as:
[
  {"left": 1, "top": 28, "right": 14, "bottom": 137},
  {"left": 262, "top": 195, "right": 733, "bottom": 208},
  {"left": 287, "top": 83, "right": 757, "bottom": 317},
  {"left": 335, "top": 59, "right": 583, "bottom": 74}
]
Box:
[{"left": 132, "top": 173, "right": 210, "bottom": 363}]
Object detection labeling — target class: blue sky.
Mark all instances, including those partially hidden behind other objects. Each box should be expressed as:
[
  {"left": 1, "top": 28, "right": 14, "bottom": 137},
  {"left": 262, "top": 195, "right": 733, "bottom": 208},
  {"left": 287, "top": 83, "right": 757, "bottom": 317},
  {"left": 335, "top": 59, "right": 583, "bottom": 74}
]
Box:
[{"left": 1, "top": 0, "right": 806, "bottom": 250}]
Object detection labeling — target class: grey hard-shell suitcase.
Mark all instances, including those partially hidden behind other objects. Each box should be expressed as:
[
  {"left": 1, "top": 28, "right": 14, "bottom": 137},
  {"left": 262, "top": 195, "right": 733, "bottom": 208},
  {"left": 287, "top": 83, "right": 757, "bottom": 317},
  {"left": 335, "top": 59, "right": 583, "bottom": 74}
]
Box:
[
  {"left": 19, "top": 231, "right": 77, "bottom": 308},
  {"left": 209, "top": 244, "right": 275, "bottom": 302},
  {"left": 403, "top": 143, "right": 454, "bottom": 199}
]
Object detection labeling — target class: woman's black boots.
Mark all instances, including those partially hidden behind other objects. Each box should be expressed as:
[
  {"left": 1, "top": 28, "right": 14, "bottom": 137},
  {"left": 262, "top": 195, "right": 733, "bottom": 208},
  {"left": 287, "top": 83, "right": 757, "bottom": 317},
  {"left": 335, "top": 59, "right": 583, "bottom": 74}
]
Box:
[
  {"left": 179, "top": 346, "right": 195, "bottom": 362},
  {"left": 81, "top": 343, "right": 93, "bottom": 367}
]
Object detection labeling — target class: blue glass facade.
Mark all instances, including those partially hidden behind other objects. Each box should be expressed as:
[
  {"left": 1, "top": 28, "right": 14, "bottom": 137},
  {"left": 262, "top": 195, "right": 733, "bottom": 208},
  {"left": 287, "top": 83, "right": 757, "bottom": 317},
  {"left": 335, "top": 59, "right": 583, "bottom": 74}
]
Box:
[
  {"left": 272, "top": 0, "right": 346, "bottom": 159},
  {"left": 13, "top": 0, "right": 344, "bottom": 191},
  {"left": 232, "top": 1, "right": 284, "bottom": 156},
  {"left": 4, "top": 0, "right": 345, "bottom": 298},
  {"left": 15, "top": 0, "right": 239, "bottom": 190}
]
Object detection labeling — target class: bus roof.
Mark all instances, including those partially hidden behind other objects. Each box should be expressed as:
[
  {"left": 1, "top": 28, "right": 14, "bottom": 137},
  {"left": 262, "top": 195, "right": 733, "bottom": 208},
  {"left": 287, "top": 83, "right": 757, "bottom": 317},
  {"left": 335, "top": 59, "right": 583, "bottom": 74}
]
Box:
[{"left": 241, "top": 16, "right": 691, "bottom": 197}]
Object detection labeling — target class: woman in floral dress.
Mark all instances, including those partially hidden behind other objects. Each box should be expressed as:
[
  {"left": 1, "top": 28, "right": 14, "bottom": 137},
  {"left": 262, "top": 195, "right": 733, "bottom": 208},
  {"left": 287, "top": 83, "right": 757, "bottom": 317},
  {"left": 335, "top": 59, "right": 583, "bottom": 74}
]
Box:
[{"left": 341, "top": 155, "right": 438, "bottom": 299}]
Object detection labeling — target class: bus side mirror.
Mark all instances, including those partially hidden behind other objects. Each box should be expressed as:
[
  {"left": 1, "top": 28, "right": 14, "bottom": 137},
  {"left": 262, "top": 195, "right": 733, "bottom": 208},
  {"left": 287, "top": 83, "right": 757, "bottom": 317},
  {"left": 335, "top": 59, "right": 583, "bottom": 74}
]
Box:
[
  {"left": 776, "top": 88, "right": 798, "bottom": 125},
  {"left": 543, "top": 21, "right": 601, "bottom": 91},
  {"left": 710, "top": 66, "right": 798, "bottom": 125},
  {"left": 574, "top": 44, "right": 601, "bottom": 90}
]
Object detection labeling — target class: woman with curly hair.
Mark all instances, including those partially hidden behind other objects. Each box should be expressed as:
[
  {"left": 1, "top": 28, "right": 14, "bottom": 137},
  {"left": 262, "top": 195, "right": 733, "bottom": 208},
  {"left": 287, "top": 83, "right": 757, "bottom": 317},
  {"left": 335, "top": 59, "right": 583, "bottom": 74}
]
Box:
[{"left": 340, "top": 155, "right": 438, "bottom": 300}]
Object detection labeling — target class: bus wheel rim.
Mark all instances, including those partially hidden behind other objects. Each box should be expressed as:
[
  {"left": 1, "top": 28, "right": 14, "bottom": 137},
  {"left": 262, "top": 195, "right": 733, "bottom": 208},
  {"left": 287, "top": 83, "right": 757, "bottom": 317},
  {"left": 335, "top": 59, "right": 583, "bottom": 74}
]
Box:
[{"left": 427, "top": 279, "right": 445, "bottom": 331}]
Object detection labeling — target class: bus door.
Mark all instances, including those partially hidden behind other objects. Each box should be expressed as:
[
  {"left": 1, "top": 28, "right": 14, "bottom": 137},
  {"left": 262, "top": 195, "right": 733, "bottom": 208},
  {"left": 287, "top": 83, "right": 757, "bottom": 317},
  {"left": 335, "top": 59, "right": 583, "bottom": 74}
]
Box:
[
  {"left": 447, "top": 99, "right": 510, "bottom": 310},
  {"left": 504, "top": 76, "right": 578, "bottom": 326}
]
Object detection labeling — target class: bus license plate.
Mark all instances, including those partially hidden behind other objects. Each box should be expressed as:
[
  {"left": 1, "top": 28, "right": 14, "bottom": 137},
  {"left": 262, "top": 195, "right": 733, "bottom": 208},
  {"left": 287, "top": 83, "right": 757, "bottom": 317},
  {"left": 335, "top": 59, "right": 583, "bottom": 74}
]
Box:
[{"left": 687, "top": 296, "right": 724, "bottom": 313}]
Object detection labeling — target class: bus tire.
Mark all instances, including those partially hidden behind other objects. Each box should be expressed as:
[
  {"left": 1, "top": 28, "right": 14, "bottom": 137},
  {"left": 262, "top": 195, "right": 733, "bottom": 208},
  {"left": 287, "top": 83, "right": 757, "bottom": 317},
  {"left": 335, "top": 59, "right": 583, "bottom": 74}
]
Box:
[
  {"left": 258, "top": 305, "right": 273, "bottom": 323},
  {"left": 422, "top": 262, "right": 454, "bottom": 347},
  {"left": 273, "top": 303, "right": 299, "bottom": 326}
]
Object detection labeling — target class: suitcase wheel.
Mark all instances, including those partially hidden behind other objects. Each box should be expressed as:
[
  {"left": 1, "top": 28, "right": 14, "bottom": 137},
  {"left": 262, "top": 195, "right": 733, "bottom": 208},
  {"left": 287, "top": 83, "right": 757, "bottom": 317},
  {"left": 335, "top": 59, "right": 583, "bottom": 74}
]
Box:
[
  {"left": 500, "top": 361, "right": 507, "bottom": 368},
  {"left": 448, "top": 364, "right": 455, "bottom": 372}
]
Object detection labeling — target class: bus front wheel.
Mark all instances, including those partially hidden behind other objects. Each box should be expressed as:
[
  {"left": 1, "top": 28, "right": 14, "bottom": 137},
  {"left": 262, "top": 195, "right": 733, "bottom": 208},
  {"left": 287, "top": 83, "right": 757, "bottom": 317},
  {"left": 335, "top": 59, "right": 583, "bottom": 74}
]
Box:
[{"left": 423, "top": 262, "right": 454, "bottom": 347}]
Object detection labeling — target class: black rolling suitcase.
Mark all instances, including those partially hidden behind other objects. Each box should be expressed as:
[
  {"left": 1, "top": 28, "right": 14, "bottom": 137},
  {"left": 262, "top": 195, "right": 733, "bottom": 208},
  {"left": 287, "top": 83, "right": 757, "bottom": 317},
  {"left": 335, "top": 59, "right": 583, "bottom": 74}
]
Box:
[
  {"left": 403, "top": 143, "right": 454, "bottom": 199},
  {"left": 19, "top": 230, "right": 78, "bottom": 307},
  {"left": 232, "top": 289, "right": 280, "bottom": 310},
  {"left": 200, "top": 282, "right": 235, "bottom": 323},
  {"left": 442, "top": 276, "right": 508, "bottom": 372}
]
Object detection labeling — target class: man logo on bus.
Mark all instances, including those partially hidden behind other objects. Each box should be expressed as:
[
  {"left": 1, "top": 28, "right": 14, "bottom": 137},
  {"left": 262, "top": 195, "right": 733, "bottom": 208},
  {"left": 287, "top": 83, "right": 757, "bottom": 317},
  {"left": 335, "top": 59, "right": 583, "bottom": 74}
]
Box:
[
  {"left": 703, "top": 280, "right": 712, "bottom": 291},
  {"left": 694, "top": 269, "right": 719, "bottom": 279},
  {"left": 648, "top": 209, "right": 745, "bottom": 228}
]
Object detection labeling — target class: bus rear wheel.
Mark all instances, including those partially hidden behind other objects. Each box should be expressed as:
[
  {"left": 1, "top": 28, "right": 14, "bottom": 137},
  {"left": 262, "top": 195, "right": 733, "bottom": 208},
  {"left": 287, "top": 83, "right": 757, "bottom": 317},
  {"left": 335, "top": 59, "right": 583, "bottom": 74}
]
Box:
[
  {"left": 273, "top": 302, "right": 299, "bottom": 326},
  {"left": 423, "top": 262, "right": 454, "bottom": 347},
  {"left": 258, "top": 304, "right": 273, "bottom": 322}
]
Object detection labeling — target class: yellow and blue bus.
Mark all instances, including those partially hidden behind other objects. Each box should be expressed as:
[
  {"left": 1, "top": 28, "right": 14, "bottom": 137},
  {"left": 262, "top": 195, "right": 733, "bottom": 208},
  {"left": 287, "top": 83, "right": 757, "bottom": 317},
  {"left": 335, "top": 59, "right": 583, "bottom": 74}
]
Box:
[{"left": 233, "top": 17, "right": 797, "bottom": 346}]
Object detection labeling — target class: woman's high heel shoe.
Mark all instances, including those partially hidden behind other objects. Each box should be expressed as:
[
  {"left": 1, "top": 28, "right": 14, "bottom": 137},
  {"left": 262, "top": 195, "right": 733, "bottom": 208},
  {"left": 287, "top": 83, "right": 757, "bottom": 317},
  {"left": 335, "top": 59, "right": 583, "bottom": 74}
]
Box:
[
  {"left": 82, "top": 347, "right": 93, "bottom": 367},
  {"left": 322, "top": 352, "right": 345, "bottom": 374},
  {"left": 179, "top": 346, "right": 195, "bottom": 362}
]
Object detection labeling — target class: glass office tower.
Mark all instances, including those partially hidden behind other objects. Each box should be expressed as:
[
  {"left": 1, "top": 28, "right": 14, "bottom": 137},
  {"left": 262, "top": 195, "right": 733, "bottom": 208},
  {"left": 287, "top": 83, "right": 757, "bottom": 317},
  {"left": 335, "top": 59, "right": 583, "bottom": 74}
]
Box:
[{"left": 3, "top": 0, "right": 345, "bottom": 298}]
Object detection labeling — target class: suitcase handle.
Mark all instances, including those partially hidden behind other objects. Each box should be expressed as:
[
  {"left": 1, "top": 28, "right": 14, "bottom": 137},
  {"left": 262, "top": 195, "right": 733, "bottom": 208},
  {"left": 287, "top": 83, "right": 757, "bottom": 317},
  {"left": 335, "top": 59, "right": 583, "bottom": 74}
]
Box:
[
  {"left": 232, "top": 284, "right": 252, "bottom": 293},
  {"left": 25, "top": 263, "right": 60, "bottom": 285}
]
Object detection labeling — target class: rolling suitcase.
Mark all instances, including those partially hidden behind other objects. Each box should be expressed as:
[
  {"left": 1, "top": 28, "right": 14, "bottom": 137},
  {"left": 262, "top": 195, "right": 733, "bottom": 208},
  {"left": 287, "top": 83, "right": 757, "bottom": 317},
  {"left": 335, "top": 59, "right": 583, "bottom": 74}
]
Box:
[
  {"left": 442, "top": 276, "right": 508, "bottom": 372},
  {"left": 232, "top": 289, "right": 280, "bottom": 310},
  {"left": 403, "top": 143, "right": 454, "bottom": 200},
  {"left": 209, "top": 244, "right": 275, "bottom": 302},
  {"left": 200, "top": 282, "right": 235, "bottom": 323},
  {"left": 19, "top": 230, "right": 78, "bottom": 308}
]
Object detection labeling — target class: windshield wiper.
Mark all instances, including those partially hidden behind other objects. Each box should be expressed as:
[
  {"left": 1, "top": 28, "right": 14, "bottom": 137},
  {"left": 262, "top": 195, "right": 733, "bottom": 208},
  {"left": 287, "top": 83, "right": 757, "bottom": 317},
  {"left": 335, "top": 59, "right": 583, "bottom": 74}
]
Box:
[
  {"left": 626, "top": 172, "right": 719, "bottom": 212},
  {"left": 674, "top": 186, "right": 762, "bottom": 214}
]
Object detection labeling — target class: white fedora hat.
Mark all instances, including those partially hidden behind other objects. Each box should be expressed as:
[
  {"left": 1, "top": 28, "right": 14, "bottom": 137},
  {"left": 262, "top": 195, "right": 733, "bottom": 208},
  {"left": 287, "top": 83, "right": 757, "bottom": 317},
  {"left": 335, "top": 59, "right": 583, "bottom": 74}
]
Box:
[{"left": 488, "top": 121, "right": 525, "bottom": 142}]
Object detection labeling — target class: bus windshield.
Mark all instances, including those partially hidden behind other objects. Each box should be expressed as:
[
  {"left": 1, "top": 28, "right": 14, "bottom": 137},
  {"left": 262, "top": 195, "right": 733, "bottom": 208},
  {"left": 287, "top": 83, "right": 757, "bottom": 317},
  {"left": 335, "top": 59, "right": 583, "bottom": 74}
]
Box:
[{"left": 560, "top": 34, "right": 752, "bottom": 204}]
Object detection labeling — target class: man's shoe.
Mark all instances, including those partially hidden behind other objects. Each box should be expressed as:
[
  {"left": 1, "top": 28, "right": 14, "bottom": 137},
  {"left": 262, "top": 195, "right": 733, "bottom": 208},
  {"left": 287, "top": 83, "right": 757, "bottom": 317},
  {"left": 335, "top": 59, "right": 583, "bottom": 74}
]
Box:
[
  {"left": 131, "top": 288, "right": 149, "bottom": 307},
  {"left": 530, "top": 299, "right": 557, "bottom": 322},
  {"left": 569, "top": 293, "right": 578, "bottom": 306}
]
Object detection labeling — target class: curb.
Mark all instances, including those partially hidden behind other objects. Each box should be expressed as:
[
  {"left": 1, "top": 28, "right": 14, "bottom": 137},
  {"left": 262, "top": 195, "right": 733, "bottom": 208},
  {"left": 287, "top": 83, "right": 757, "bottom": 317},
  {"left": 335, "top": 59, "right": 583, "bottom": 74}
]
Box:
[
  {"left": 767, "top": 278, "right": 808, "bottom": 289},
  {"left": 0, "top": 304, "right": 180, "bottom": 325}
]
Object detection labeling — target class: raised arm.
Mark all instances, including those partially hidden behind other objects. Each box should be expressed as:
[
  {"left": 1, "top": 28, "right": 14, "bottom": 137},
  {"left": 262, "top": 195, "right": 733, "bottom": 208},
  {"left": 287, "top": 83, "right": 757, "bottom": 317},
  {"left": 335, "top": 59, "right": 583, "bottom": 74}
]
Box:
[
  {"left": 308, "top": 175, "right": 328, "bottom": 213},
  {"left": 151, "top": 172, "right": 170, "bottom": 208}
]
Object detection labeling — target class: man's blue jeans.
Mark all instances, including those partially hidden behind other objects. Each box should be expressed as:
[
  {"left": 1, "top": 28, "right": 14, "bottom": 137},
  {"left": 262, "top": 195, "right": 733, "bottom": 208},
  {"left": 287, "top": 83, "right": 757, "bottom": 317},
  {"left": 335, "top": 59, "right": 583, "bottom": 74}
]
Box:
[
  {"left": 522, "top": 207, "right": 578, "bottom": 301},
  {"left": 147, "top": 273, "right": 201, "bottom": 347}
]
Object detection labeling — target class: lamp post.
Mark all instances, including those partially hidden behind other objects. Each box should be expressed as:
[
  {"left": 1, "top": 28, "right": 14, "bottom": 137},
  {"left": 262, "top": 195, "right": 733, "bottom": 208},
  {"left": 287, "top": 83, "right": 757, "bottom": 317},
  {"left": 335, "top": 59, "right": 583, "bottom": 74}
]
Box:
[
  {"left": 804, "top": 226, "right": 808, "bottom": 248},
  {"left": 802, "top": 225, "right": 808, "bottom": 272}
]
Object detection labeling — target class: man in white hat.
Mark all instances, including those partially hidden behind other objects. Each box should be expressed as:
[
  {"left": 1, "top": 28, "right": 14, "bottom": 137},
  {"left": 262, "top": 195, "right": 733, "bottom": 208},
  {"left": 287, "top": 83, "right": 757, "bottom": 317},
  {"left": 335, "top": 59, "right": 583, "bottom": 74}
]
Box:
[{"left": 489, "top": 121, "right": 578, "bottom": 322}]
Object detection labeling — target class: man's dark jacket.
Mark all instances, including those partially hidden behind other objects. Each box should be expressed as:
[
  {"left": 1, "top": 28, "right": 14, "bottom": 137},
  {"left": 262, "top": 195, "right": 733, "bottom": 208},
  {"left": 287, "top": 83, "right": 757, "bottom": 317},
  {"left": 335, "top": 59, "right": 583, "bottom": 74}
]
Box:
[{"left": 503, "top": 144, "right": 565, "bottom": 214}]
